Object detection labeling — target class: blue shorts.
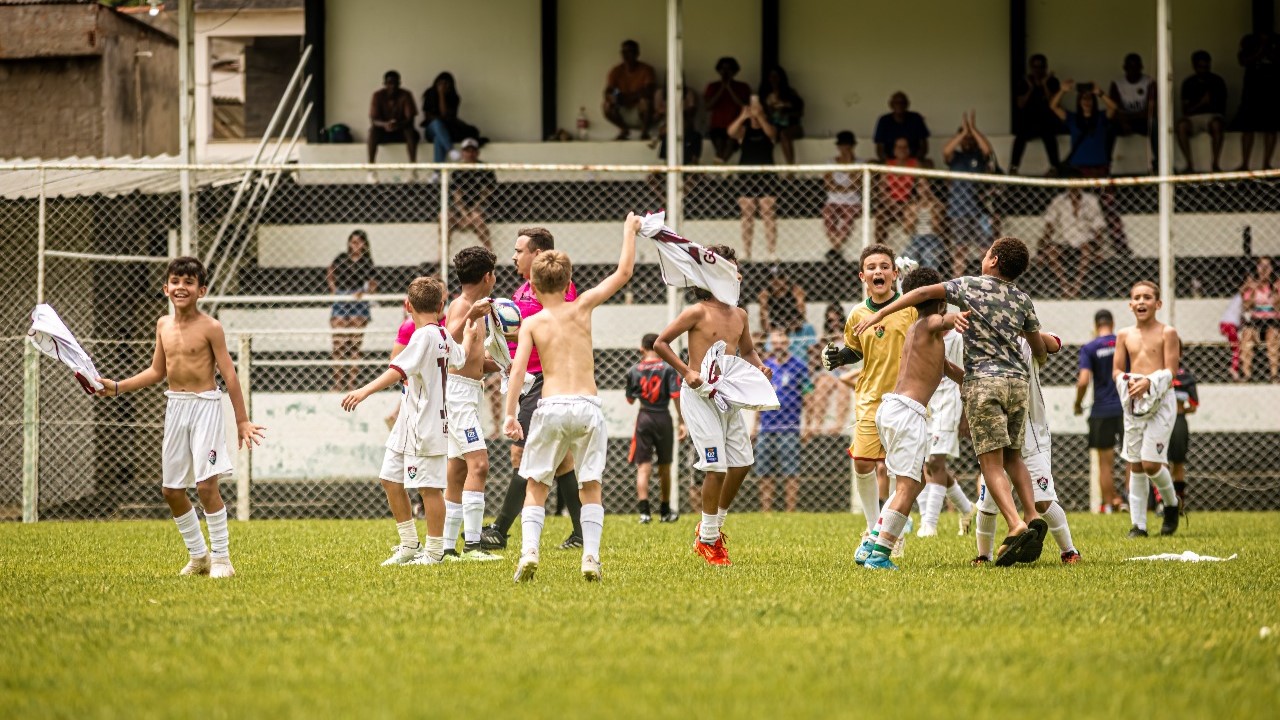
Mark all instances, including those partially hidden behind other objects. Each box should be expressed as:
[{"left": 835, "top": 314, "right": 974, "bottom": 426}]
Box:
[
  {"left": 755, "top": 431, "right": 801, "bottom": 477},
  {"left": 331, "top": 289, "right": 371, "bottom": 320}
]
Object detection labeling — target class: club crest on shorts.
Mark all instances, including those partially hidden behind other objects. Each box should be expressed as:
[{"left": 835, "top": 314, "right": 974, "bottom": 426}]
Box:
[
  {"left": 407, "top": 466, "right": 417, "bottom": 480},
  {"left": 704, "top": 447, "right": 719, "bottom": 464},
  {"left": 1157, "top": 443, "right": 1165, "bottom": 453},
  {"left": 208, "top": 450, "right": 217, "bottom": 465},
  {"left": 1037, "top": 477, "right": 1050, "bottom": 492},
  {"left": 465, "top": 427, "right": 480, "bottom": 444},
  {"left": 875, "top": 325, "right": 886, "bottom": 338}
]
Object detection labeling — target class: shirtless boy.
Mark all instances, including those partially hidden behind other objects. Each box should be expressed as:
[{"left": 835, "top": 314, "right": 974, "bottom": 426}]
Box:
[
  {"left": 1113, "top": 280, "right": 1181, "bottom": 537},
  {"left": 503, "top": 215, "right": 638, "bottom": 582},
  {"left": 95, "top": 257, "right": 265, "bottom": 578},
  {"left": 654, "top": 245, "right": 770, "bottom": 567}
]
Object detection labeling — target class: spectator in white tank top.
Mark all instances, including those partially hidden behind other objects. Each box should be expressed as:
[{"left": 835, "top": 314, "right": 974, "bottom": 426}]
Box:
[{"left": 1108, "top": 53, "right": 1157, "bottom": 173}]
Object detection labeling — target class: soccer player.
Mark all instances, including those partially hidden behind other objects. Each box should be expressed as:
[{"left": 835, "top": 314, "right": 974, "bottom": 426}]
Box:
[
  {"left": 974, "top": 331, "right": 1081, "bottom": 565},
  {"left": 854, "top": 237, "right": 1050, "bottom": 566},
  {"left": 95, "top": 257, "right": 265, "bottom": 578},
  {"left": 1168, "top": 341, "right": 1198, "bottom": 509},
  {"left": 917, "top": 326, "right": 975, "bottom": 537},
  {"left": 341, "top": 276, "right": 475, "bottom": 565},
  {"left": 1075, "top": 310, "right": 1126, "bottom": 513},
  {"left": 654, "top": 244, "right": 769, "bottom": 566},
  {"left": 442, "top": 247, "right": 502, "bottom": 561},
  {"left": 1113, "top": 280, "right": 1181, "bottom": 537},
  {"left": 625, "top": 333, "right": 682, "bottom": 524},
  {"left": 860, "top": 267, "right": 967, "bottom": 570},
  {"left": 754, "top": 327, "right": 809, "bottom": 513},
  {"left": 504, "top": 214, "right": 638, "bottom": 582}
]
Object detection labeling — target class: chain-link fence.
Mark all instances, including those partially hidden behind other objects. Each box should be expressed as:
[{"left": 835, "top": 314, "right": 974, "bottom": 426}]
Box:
[{"left": 3, "top": 161, "right": 1279, "bottom": 521}]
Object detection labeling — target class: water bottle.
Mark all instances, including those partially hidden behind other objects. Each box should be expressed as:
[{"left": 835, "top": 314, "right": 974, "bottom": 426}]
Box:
[{"left": 576, "top": 107, "right": 589, "bottom": 140}]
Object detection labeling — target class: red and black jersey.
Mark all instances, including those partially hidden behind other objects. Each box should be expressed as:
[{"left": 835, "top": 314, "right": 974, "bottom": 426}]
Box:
[{"left": 626, "top": 358, "right": 680, "bottom": 413}]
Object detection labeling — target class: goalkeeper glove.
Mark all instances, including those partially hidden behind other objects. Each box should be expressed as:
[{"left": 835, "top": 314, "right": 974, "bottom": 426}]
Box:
[{"left": 822, "top": 342, "right": 862, "bottom": 371}]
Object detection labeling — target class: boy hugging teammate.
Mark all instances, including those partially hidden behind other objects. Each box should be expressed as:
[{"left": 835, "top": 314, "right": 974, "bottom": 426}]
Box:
[
  {"left": 917, "top": 326, "right": 975, "bottom": 537},
  {"left": 342, "top": 277, "right": 478, "bottom": 566},
  {"left": 96, "top": 257, "right": 265, "bottom": 578},
  {"left": 504, "top": 215, "right": 639, "bottom": 582},
  {"left": 626, "top": 333, "right": 682, "bottom": 524},
  {"left": 1113, "top": 280, "right": 1181, "bottom": 537}
]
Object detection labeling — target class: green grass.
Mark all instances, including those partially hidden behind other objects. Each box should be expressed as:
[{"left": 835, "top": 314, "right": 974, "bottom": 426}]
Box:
[{"left": 2, "top": 512, "right": 1278, "bottom": 719}]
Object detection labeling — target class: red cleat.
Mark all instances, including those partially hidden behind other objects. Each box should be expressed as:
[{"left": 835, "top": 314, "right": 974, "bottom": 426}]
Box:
[
  {"left": 694, "top": 524, "right": 731, "bottom": 566},
  {"left": 1061, "top": 550, "right": 1082, "bottom": 565}
]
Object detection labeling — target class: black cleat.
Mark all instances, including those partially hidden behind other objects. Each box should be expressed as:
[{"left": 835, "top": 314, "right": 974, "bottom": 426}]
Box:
[
  {"left": 559, "top": 533, "right": 583, "bottom": 550},
  {"left": 479, "top": 524, "right": 507, "bottom": 550},
  {"left": 1127, "top": 525, "right": 1149, "bottom": 538},
  {"left": 1160, "top": 505, "right": 1181, "bottom": 535},
  {"left": 661, "top": 512, "right": 679, "bottom": 523}
]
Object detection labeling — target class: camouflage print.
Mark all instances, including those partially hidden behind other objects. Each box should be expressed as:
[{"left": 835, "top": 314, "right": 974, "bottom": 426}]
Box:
[
  {"left": 962, "top": 376, "right": 1030, "bottom": 455},
  {"left": 943, "top": 275, "right": 1041, "bottom": 381}
]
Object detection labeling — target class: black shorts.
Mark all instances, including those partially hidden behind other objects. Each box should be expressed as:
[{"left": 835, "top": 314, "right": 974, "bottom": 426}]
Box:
[
  {"left": 513, "top": 373, "right": 544, "bottom": 448},
  {"left": 736, "top": 171, "right": 778, "bottom": 199},
  {"left": 370, "top": 126, "right": 420, "bottom": 145},
  {"left": 629, "top": 410, "right": 674, "bottom": 466},
  {"left": 1168, "top": 414, "right": 1190, "bottom": 464},
  {"left": 1087, "top": 415, "right": 1124, "bottom": 450}
]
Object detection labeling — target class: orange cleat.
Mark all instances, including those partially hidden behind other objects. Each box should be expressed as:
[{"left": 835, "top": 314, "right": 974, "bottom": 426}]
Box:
[{"left": 694, "top": 524, "right": 731, "bottom": 566}]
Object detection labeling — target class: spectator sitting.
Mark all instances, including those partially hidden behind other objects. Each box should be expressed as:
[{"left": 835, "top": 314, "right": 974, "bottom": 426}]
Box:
[
  {"left": 942, "top": 111, "right": 994, "bottom": 277},
  {"left": 366, "top": 70, "right": 419, "bottom": 181},
  {"left": 1051, "top": 79, "right": 1118, "bottom": 177},
  {"left": 704, "top": 57, "right": 751, "bottom": 162},
  {"left": 327, "top": 230, "right": 377, "bottom": 391},
  {"left": 1233, "top": 32, "right": 1279, "bottom": 171},
  {"left": 822, "top": 130, "right": 861, "bottom": 262},
  {"left": 874, "top": 137, "right": 919, "bottom": 243},
  {"left": 759, "top": 265, "right": 807, "bottom": 337},
  {"left": 449, "top": 138, "right": 497, "bottom": 250},
  {"left": 603, "top": 39, "right": 657, "bottom": 140},
  {"left": 1108, "top": 53, "right": 1157, "bottom": 172},
  {"left": 803, "top": 302, "right": 853, "bottom": 437},
  {"left": 1176, "top": 50, "right": 1228, "bottom": 173},
  {"left": 421, "top": 72, "right": 481, "bottom": 165},
  {"left": 1240, "top": 256, "right": 1280, "bottom": 382},
  {"left": 901, "top": 179, "right": 947, "bottom": 274},
  {"left": 1037, "top": 185, "right": 1105, "bottom": 298},
  {"left": 759, "top": 66, "right": 805, "bottom": 165},
  {"left": 873, "top": 91, "right": 930, "bottom": 162},
  {"left": 1011, "top": 53, "right": 1062, "bottom": 175},
  {"left": 729, "top": 97, "right": 778, "bottom": 260}
]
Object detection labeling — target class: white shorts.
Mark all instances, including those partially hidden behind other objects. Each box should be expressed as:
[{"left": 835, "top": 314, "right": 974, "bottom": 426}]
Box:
[
  {"left": 1122, "top": 392, "right": 1176, "bottom": 464},
  {"left": 519, "top": 396, "right": 608, "bottom": 486},
  {"left": 446, "top": 375, "right": 487, "bottom": 459},
  {"left": 875, "top": 393, "right": 929, "bottom": 482},
  {"left": 928, "top": 430, "right": 959, "bottom": 459},
  {"left": 1185, "top": 113, "right": 1223, "bottom": 134},
  {"left": 680, "top": 383, "right": 753, "bottom": 472},
  {"left": 978, "top": 446, "right": 1057, "bottom": 513},
  {"left": 162, "top": 390, "right": 232, "bottom": 489},
  {"left": 380, "top": 450, "right": 446, "bottom": 490}
]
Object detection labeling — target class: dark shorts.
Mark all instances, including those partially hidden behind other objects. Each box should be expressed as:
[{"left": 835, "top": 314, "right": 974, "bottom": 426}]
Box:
[
  {"left": 736, "top": 171, "right": 778, "bottom": 199},
  {"left": 369, "top": 126, "right": 420, "bottom": 145},
  {"left": 513, "top": 373, "right": 544, "bottom": 448},
  {"left": 1168, "top": 414, "right": 1190, "bottom": 464},
  {"left": 1243, "top": 317, "right": 1280, "bottom": 333},
  {"left": 629, "top": 409, "right": 674, "bottom": 466},
  {"left": 1087, "top": 415, "right": 1124, "bottom": 450}
]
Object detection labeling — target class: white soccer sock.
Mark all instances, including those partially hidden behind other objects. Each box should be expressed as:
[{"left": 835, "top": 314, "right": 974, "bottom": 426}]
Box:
[
  {"left": 975, "top": 512, "right": 997, "bottom": 558},
  {"left": 717, "top": 507, "right": 728, "bottom": 530},
  {"left": 443, "top": 500, "right": 463, "bottom": 551},
  {"left": 1129, "top": 471, "right": 1150, "bottom": 530},
  {"left": 918, "top": 484, "right": 945, "bottom": 531},
  {"left": 396, "top": 519, "right": 419, "bottom": 549},
  {"left": 173, "top": 509, "right": 208, "bottom": 558},
  {"left": 461, "top": 490, "right": 485, "bottom": 544},
  {"left": 580, "top": 503, "right": 604, "bottom": 559},
  {"left": 946, "top": 483, "right": 973, "bottom": 514},
  {"left": 1148, "top": 467, "right": 1178, "bottom": 508},
  {"left": 521, "top": 506, "right": 545, "bottom": 555},
  {"left": 855, "top": 470, "right": 879, "bottom": 532},
  {"left": 873, "top": 509, "right": 908, "bottom": 553},
  {"left": 204, "top": 508, "right": 230, "bottom": 559},
  {"left": 423, "top": 535, "right": 444, "bottom": 562},
  {"left": 1042, "top": 501, "right": 1075, "bottom": 554},
  {"left": 700, "top": 512, "right": 719, "bottom": 543}
]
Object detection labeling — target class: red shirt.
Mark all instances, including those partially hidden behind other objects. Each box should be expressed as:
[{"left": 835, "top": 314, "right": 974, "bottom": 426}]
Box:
[
  {"left": 509, "top": 280, "right": 577, "bottom": 374},
  {"left": 884, "top": 158, "right": 920, "bottom": 202},
  {"left": 705, "top": 79, "right": 751, "bottom": 129}
]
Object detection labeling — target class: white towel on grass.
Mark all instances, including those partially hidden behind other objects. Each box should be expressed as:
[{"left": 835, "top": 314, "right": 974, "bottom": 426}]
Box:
[
  {"left": 1127, "top": 550, "right": 1238, "bottom": 563},
  {"left": 638, "top": 211, "right": 741, "bottom": 306},
  {"left": 27, "top": 304, "right": 103, "bottom": 394}
]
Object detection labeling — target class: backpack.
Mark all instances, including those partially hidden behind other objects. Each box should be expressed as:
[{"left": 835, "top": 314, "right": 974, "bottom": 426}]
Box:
[{"left": 324, "top": 124, "right": 353, "bottom": 143}]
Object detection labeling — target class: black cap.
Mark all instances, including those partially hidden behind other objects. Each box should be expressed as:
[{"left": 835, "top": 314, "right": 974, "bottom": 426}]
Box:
[
  {"left": 1094, "top": 309, "right": 1113, "bottom": 326},
  {"left": 836, "top": 130, "right": 856, "bottom": 146}
]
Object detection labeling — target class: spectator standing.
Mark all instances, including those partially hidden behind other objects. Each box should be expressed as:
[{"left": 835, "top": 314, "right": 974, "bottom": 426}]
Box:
[
  {"left": 943, "top": 111, "right": 993, "bottom": 277},
  {"left": 874, "top": 137, "right": 919, "bottom": 243},
  {"left": 804, "top": 303, "right": 853, "bottom": 437},
  {"left": 1051, "top": 80, "right": 1118, "bottom": 177},
  {"left": 366, "top": 70, "right": 419, "bottom": 179},
  {"left": 449, "top": 138, "right": 497, "bottom": 250},
  {"left": 759, "top": 66, "right": 805, "bottom": 165},
  {"left": 704, "top": 57, "right": 751, "bottom": 162},
  {"left": 603, "top": 40, "right": 657, "bottom": 140},
  {"left": 1037, "top": 185, "right": 1106, "bottom": 298},
  {"left": 1220, "top": 291, "right": 1243, "bottom": 381},
  {"left": 421, "top": 72, "right": 481, "bottom": 165},
  {"left": 758, "top": 266, "right": 807, "bottom": 335},
  {"left": 1233, "top": 32, "right": 1279, "bottom": 170},
  {"left": 1176, "top": 50, "right": 1228, "bottom": 172},
  {"left": 1108, "top": 53, "right": 1157, "bottom": 171},
  {"left": 754, "top": 328, "right": 809, "bottom": 512},
  {"left": 901, "top": 179, "right": 947, "bottom": 274},
  {"left": 1074, "top": 309, "right": 1125, "bottom": 514},
  {"left": 823, "top": 130, "right": 862, "bottom": 261},
  {"left": 729, "top": 97, "right": 778, "bottom": 260},
  {"left": 1010, "top": 54, "right": 1062, "bottom": 174},
  {"left": 873, "top": 91, "right": 930, "bottom": 161},
  {"left": 327, "top": 230, "right": 378, "bottom": 392},
  {"left": 1240, "top": 256, "right": 1280, "bottom": 382}
]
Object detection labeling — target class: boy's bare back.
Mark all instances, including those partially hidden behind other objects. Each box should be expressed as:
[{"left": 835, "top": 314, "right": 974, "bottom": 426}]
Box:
[
  {"left": 157, "top": 312, "right": 223, "bottom": 392},
  {"left": 527, "top": 301, "right": 600, "bottom": 397}
]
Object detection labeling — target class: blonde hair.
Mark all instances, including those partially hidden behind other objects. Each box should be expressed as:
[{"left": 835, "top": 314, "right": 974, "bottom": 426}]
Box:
[
  {"left": 531, "top": 250, "right": 572, "bottom": 295},
  {"left": 407, "top": 275, "right": 445, "bottom": 313},
  {"left": 1131, "top": 279, "right": 1160, "bottom": 300}
]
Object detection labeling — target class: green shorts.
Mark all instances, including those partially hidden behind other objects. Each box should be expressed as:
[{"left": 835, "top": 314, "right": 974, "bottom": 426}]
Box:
[{"left": 962, "top": 376, "right": 1029, "bottom": 456}]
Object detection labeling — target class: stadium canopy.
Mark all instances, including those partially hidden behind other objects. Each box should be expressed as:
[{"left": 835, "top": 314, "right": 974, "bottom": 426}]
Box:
[{"left": 0, "top": 156, "right": 244, "bottom": 200}]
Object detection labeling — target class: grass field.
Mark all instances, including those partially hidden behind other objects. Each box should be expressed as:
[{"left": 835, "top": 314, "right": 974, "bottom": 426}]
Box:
[{"left": 2, "top": 512, "right": 1278, "bottom": 719}]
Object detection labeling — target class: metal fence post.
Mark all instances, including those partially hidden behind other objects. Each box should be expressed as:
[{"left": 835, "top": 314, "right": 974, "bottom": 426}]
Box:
[
  {"left": 235, "top": 334, "right": 252, "bottom": 521},
  {"left": 22, "top": 343, "right": 40, "bottom": 523},
  {"left": 860, "top": 166, "right": 872, "bottom": 249},
  {"left": 439, "top": 167, "right": 450, "bottom": 280}
]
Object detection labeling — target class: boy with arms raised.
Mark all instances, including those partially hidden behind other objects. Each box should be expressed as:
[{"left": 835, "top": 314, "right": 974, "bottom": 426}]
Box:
[
  {"left": 504, "top": 215, "right": 639, "bottom": 582},
  {"left": 1113, "top": 280, "right": 1181, "bottom": 537},
  {"left": 854, "top": 237, "right": 1049, "bottom": 566},
  {"left": 342, "top": 276, "right": 476, "bottom": 565},
  {"left": 626, "top": 332, "right": 683, "bottom": 524},
  {"left": 95, "top": 257, "right": 265, "bottom": 578},
  {"left": 654, "top": 244, "right": 770, "bottom": 566}
]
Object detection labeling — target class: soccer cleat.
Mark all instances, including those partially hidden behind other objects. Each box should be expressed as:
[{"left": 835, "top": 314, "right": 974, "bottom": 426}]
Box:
[
  {"left": 714, "top": 534, "right": 731, "bottom": 566},
  {"left": 442, "top": 549, "right": 463, "bottom": 562},
  {"left": 958, "top": 508, "right": 975, "bottom": 535},
  {"left": 514, "top": 551, "right": 539, "bottom": 582},
  {"left": 179, "top": 554, "right": 211, "bottom": 576},
  {"left": 408, "top": 551, "right": 443, "bottom": 566},
  {"left": 1127, "top": 525, "right": 1149, "bottom": 538},
  {"left": 479, "top": 524, "right": 507, "bottom": 550},
  {"left": 863, "top": 552, "right": 899, "bottom": 570},
  {"left": 917, "top": 525, "right": 938, "bottom": 538},
  {"left": 854, "top": 533, "right": 875, "bottom": 565},
  {"left": 209, "top": 556, "right": 235, "bottom": 579},
  {"left": 660, "top": 512, "right": 679, "bottom": 523},
  {"left": 460, "top": 543, "right": 503, "bottom": 562},
  {"left": 1061, "top": 550, "right": 1082, "bottom": 565},
  {"left": 381, "top": 544, "right": 421, "bottom": 566},
  {"left": 970, "top": 555, "right": 990, "bottom": 566},
  {"left": 581, "top": 554, "right": 603, "bottom": 582},
  {"left": 559, "top": 533, "right": 583, "bottom": 550},
  {"left": 639, "top": 514, "right": 653, "bottom": 525},
  {"left": 1160, "top": 505, "right": 1181, "bottom": 536}
]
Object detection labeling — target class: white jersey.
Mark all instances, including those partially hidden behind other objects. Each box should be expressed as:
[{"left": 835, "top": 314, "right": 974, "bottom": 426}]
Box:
[
  {"left": 27, "top": 303, "right": 103, "bottom": 393},
  {"left": 1018, "top": 336, "right": 1052, "bottom": 458},
  {"left": 1113, "top": 75, "right": 1153, "bottom": 114},
  {"left": 695, "top": 340, "right": 779, "bottom": 413},
  {"left": 639, "top": 211, "right": 741, "bottom": 307},
  {"left": 928, "top": 329, "right": 964, "bottom": 429},
  {"left": 387, "top": 323, "right": 466, "bottom": 457}
]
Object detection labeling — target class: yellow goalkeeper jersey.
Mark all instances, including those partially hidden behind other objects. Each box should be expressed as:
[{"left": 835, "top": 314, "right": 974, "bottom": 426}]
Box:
[{"left": 844, "top": 294, "right": 917, "bottom": 420}]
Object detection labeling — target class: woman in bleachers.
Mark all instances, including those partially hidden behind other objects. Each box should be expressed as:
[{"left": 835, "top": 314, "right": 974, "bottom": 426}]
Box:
[
  {"left": 1050, "top": 79, "right": 1118, "bottom": 177},
  {"left": 421, "top": 72, "right": 481, "bottom": 164},
  {"left": 729, "top": 95, "right": 779, "bottom": 260},
  {"left": 759, "top": 66, "right": 805, "bottom": 165},
  {"left": 327, "top": 230, "right": 377, "bottom": 392},
  {"left": 1240, "top": 255, "right": 1280, "bottom": 383}
]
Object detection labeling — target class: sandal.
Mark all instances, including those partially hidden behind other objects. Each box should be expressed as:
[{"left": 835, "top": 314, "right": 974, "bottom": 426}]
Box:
[{"left": 994, "top": 527, "right": 1036, "bottom": 567}]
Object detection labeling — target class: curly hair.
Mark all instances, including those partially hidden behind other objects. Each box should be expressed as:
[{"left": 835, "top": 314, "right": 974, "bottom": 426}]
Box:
[
  {"left": 453, "top": 246, "right": 497, "bottom": 286},
  {"left": 902, "top": 267, "right": 946, "bottom": 315},
  {"left": 859, "top": 243, "right": 896, "bottom": 271},
  {"left": 990, "top": 237, "right": 1030, "bottom": 280}
]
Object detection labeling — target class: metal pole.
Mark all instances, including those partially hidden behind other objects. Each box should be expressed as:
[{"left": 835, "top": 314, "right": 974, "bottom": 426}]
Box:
[
  {"left": 860, "top": 167, "right": 872, "bottom": 250},
  {"left": 1156, "top": 0, "right": 1175, "bottom": 325},
  {"left": 235, "top": 334, "right": 252, "bottom": 521},
  {"left": 178, "top": 0, "right": 195, "bottom": 257},
  {"left": 665, "top": 0, "right": 684, "bottom": 513},
  {"left": 23, "top": 168, "right": 47, "bottom": 523},
  {"left": 439, "top": 168, "right": 451, "bottom": 281}
]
